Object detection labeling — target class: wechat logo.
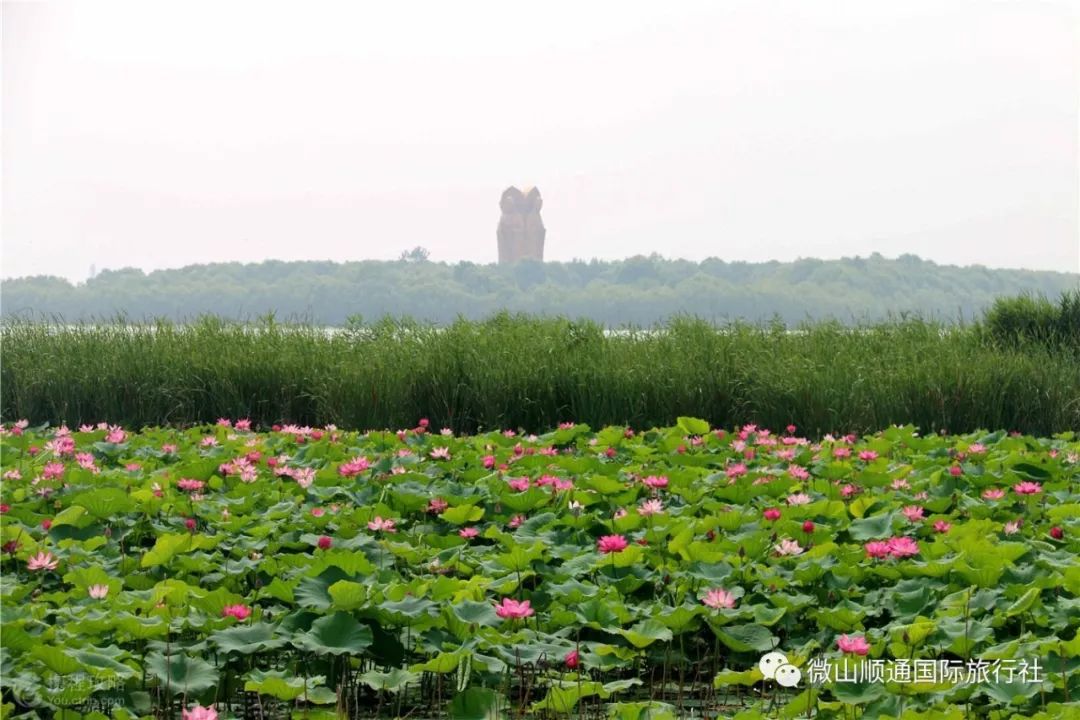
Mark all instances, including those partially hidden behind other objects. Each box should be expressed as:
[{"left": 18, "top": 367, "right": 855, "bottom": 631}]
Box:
[{"left": 759, "top": 651, "right": 801, "bottom": 688}]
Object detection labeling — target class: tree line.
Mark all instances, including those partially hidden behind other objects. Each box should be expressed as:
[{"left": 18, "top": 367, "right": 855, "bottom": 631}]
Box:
[{"left": 3, "top": 253, "right": 1077, "bottom": 325}]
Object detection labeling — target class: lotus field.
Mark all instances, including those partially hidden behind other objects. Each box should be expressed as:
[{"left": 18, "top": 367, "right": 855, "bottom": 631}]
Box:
[{"left": 0, "top": 418, "right": 1077, "bottom": 720}]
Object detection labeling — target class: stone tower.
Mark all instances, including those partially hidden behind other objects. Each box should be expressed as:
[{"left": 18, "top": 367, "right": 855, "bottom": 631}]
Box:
[{"left": 497, "top": 186, "right": 545, "bottom": 264}]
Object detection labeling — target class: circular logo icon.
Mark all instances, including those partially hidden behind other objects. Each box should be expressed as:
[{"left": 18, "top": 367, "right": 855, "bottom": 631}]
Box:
[
  {"left": 775, "top": 663, "right": 802, "bottom": 688},
  {"left": 758, "top": 651, "right": 789, "bottom": 680}
]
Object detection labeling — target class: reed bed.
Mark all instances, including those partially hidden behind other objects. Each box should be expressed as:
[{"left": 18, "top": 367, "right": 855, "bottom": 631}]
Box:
[{"left": 2, "top": 314, "right": 1078, "bottom": 435}]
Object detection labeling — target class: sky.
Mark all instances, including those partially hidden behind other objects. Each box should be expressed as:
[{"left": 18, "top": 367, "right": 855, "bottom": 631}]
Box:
[{"left": 3, "top": 0, "right": 1078, "bottom": 283}]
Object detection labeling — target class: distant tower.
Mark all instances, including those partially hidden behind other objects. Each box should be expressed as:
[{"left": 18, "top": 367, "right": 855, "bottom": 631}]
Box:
[{"left": 497, "top": 186, "right": 545, "bottom": 264}]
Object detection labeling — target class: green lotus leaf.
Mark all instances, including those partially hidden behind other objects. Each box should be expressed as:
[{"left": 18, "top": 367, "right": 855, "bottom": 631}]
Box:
[
  {"left": 70, "top": 488, "right": 134, "bottom": 519},
  {"left": 847, "top": 512, "right": 896, "bottom": 541},
  {"left": 1003, "top": 588, "right": 1040, "bottom": 617},
  {"left": 212, "top": 623, "right": 285, "bottom": 654},
  {"left": 712, "top": 623, "right": 777, "bottom": 653},
  {"left": 30, "top": 646, "right": 81, "bottom": 675},
  {"left": 449, "top": 687, "right": 505, "bottom": 720},
  {"left": 293, "top": 612, "right": 373, "bottom": 655},
  {"left": 145, "top": 652, "right": 219, "bottom": 693},
  {"left": 713, "top": 668, "right": 764, "bottom": 687},
  {"left": 531, "top": 681, "right": 605, "bottom": 714},
  {"left": 411, "top": 650, "right": 465, "bottom": 674},
  {"left": 441, "top": 505, "right": 485, "bottom": 525},
  {"left": 244, "top": 669, "right": 328, "bottom": 701},
  {"left": 357, "top": 667, "right": 419, "bottom": 692},
  {"left": 617, "top": 619, "right": 673, "bottom": 648},
  {"left": 449, "top": 600, "right": 501, "bottom": 627},
  {"left": 676, "top": 417, "right": 710, "bottom": 435}
]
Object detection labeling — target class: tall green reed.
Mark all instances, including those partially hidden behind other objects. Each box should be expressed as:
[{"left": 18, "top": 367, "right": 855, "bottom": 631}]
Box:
[{"left": 2, "top": 314, "right": 1077, "bottom": 435}]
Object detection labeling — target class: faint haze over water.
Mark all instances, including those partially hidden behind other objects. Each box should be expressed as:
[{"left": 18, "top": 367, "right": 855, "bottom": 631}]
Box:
[{"left": 3, "top": 0, "right": 1078, "bottom": 282}]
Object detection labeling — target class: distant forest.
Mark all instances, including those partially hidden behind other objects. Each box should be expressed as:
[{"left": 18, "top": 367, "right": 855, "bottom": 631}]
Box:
[{"left": 2, "top": 253, "right": 1077, "bottom": 326}]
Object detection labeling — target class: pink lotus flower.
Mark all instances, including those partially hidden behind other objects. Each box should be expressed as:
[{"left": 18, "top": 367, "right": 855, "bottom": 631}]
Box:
[
  {"left": 494, "top": 597, "right": 534, "bottom": 619},
  {"left": 430, "top": 447, "right": 451, "bottom": 460},
  {"left": 105, "top": 426, "right": 127, "bottom": 443},
  {"left": 42, "top": 462, "right": 65, "bottom": 480},
  {"left": 27, "top": 551, "right": 59, "bottom": 571},
  {"left": 597, "top": 535, "right": 629, "bottom": 554},
  {"left": 967, "top": 443, "right": 986, "bottom": 454},
  {"left": 613, "top": 508, "right": 628, "bottom": 520},
  {"left": 88, "top": 584, "right": 109, "bottom": 599},
  {"left": 482, "top": 455, "right": 496, "bottom": 469},
  {"left": 774, "top": 539, "right": 804, "bottom": 556},
  {"left": 891, "top": 478, "right": 910, "bottom": 490},
  {"left": 292, "top": 467, "right": 314, "bottom": 488},
  {"left": 702, "top": 587, "right": 737, "bottom": 609},
  {"left": 459, "top": 527, "right": 479, "bottom": 539},
  {"left": 638, "top": 499, "right": 664, "bottom": 517},
  {"left": 162, "top": 444, "right": 178, "bottom": 454},
  {"left": 338, "top": 456, "right": 370, "bottom": 477},
  {"left": 177, "top": 478, "right": 205, "bottom": 492},
  {"left": 763, "top": 508, "right": 781, "bottom": 521},
  {"left": 311, "top": 507, "right": 325, "bottom": 517},
  {"left": 901, "top": 506, "right": 924, "bottom": 522},
  {"left": 642, "top": 475, "right": 668, "bottom": 490},
  {"left": 507, "top": 477, "right": 531, "bottom": 492},
  {"left": 564, "top": 649, "right": 580, "bottom": 669},
  {"left": 235, "top": 419, "right": 252, "bottom": 431},
  {"left": 982, "top": 488, "right": 1005, "bottom": 500},
  {"left": 367, "top": 516, "right": 397, "bottom": 533},
  {"left": 786, "top": 493, "right": 811, "bottom": 506},
  {"left": 222, "top": 604, "right": 252, "bottom": 621},
  {"left": 864, "top": 541, "right": 891, "bottom": 559},
  {"left": 1004, "top": 519, "right": 1022, "bottom": 535},
  {"left": 317, "top": 536, "right": 332, "bottom": 550},
  {"left": 933, "top": 520, "right": 952, "bottom": 533},
  {"left": 509, "top": 514, "right": 526, "bottom": 528},
  {"left": 726, "top": 464, "right": 748, "bottom": 480},
  {"left": 949, "top": 465, "right": 963, "bottom": 477},
  {"left": 788, "top": 465, "right": 810, "bottom": 480},
  {"left": 427, "top": 498, "right": 448, "bottom": 513},
  {"left": 887, "top": 536, "right": 919, "bottom": 558},
  {"left": 182, "top": 706, "right": 218, "bottom": 720},
  {"left": 1013, "top": 481, "right": 1042, "bottom": 495},
  {"left": 833, "top": 447, "right": 852, "bottom": 459},
  {"left": 858, "top": 450, "right": 878, "bottom": 462},
  {"left": 837, "top": 634, "right": 870, "bottom": 656},
  {"left": 841, "top": 484, "right": 859, "bottom": 498}
]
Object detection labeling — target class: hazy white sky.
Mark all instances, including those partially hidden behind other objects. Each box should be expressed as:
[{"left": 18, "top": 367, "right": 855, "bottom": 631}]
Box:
[{"left": 3, "top": 0, "right": 1078, "bottom": 282}]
